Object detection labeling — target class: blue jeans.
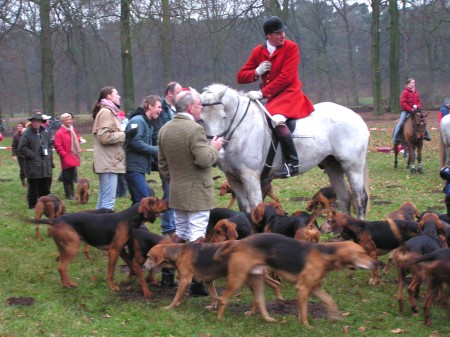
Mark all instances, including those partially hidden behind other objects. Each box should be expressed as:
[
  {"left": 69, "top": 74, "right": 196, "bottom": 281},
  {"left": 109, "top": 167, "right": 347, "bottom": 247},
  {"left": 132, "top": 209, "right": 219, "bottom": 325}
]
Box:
[
  {"left": 96, "top": 173, "right": 118, "bottom": 210},
  {"left": 393, "top": 111, "right": 430, "bottom": 143},
  {"left": 392, "top": 111, "right": 409, "bottom": 143},
  {"left": 160, "top": 173, "right": 175, "bottom": 234},
  {"left": 125, "top": 171, "right": 149, "bottom": 205}
]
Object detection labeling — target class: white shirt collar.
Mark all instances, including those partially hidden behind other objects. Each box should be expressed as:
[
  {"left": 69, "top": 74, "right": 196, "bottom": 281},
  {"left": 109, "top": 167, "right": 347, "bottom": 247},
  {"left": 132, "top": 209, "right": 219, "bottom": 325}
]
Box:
[
  {"left": 178, "top": 112, "right": 195, "bottom": 121},
  {"left": 267, "top": 41, "right": 277, "bottom": 56}
]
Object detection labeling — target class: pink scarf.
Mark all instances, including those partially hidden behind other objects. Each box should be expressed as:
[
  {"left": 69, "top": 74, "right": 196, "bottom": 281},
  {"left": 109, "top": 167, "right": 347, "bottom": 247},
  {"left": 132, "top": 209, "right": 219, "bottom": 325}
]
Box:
[
  {"left": 100, "top": 98, "right": 120, "bottom": 113},
  {"left": 62, "top": 125, "right": 80, "bottom": 159}
]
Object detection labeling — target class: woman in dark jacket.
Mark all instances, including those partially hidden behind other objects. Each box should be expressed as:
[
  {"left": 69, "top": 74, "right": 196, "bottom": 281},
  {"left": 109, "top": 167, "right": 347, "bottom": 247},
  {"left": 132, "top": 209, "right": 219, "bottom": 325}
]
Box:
[{"left": 18, "top": 114, "right": 53, "bottom": 209}]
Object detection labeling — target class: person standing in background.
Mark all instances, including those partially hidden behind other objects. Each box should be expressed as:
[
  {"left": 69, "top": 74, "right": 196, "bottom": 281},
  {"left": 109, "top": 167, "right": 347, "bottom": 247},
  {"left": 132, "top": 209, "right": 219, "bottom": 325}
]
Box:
[
  {"left": 54, "top": 113, "right": 81, "bottom": 200},
  {"left": 18, "top": 113, "right": 53, "bottom": 209},
  {"left": 116, "top": 110, "right": 128, "bottom": 198},
  {"left": 125, "top": 95, "right": 161, "bottom": 205},
  {"left": 92, "top": 86, "right": 137, "bottom": 210},
  {"left": 12, "top": 122, "right": 27, "bottom": 187},
  {"left": 150, "top": 82, "right": 182, "bottom": 238},
  {"left": 149, "top": 82, "right": 182, "bottom": 288}
]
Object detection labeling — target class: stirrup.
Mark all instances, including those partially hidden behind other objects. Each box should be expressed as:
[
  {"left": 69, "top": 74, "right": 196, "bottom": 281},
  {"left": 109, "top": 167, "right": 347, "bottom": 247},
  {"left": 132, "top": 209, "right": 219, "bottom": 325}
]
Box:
[{"left": 274, "top": 163, "right": 294, "bottom": 179}]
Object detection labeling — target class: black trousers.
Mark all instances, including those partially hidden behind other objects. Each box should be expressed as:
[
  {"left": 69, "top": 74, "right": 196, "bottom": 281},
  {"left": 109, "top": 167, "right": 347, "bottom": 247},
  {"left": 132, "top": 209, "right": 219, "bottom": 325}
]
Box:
[
  {"left": 28, "top": 177, "right": 52, "bottom": 209},
  {"left": 62, "top": 167, "right": 77, "bottom": 198}
]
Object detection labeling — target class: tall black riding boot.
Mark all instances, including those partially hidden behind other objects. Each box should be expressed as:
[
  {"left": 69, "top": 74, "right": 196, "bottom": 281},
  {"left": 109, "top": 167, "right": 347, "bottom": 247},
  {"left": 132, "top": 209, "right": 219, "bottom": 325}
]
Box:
[{"left": 273, "top": 125, "right": 299, "bottom": 179}]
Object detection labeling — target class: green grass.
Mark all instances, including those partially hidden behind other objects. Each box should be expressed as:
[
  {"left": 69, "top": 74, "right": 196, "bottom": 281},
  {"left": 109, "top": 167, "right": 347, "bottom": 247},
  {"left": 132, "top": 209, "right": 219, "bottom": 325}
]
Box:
[{"left": 0, "top": 124, "right": 448, "bottom": 337}]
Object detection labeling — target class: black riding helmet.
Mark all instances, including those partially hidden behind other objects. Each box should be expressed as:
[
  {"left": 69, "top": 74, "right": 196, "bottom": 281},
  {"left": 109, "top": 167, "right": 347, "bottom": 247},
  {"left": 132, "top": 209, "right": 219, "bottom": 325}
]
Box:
[
  {"left": 263, "top": 16, "right": 287, "bottom": 35},
  {"left": 440, "top": 166, "right": 450, "bottom": 180}
]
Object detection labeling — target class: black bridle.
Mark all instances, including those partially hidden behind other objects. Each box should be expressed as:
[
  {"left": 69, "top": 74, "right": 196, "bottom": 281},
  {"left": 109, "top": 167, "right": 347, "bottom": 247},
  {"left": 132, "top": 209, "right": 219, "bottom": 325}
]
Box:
[{"left": 203, "top": 96, "right": 251, "bottom": 142}]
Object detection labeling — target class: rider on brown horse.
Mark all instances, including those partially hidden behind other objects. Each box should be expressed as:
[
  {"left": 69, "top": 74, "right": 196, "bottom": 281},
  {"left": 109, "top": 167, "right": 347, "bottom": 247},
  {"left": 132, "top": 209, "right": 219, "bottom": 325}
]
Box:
[{"left": 392, "top": 78, "right": 431, "bottom": 145}]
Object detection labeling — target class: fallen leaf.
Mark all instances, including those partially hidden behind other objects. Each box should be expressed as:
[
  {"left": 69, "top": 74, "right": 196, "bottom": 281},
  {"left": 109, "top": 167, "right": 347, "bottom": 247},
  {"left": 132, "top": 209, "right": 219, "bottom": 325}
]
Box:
[
  {"left": 391, "top": 328, "right": 410, "bottom": 334},
  {"left": 343, "top": 326, "right": 350, "bottom": 333},
  {"left": 358, "top": 326, "right": 366, "bottom": 332},
  {"left": 341, "top": 312, "right": 351, "bottom": 317}
]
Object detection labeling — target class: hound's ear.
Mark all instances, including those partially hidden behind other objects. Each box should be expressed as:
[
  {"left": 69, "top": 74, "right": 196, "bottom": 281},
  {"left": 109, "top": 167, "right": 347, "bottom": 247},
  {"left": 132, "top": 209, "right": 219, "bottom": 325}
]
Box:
[
  {"left": 225, "top": 221, "right": 238, "bottom": 240},
  {"left": 150, "top": 247, "right": 166, "bottom": 266}
]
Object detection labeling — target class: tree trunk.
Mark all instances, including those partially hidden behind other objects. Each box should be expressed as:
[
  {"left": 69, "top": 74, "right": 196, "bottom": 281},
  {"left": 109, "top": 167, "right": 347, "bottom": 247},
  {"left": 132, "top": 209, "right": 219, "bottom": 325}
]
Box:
[
  {"left": 388, "top": 0, "right": 400, "bottom": 113},
  {"left": 121, "top": 0, "right": 135, "bottom": 113},
  {"left": 39, "top": 0, "right": 54, "bottom": 117},
  {"left": 160, "top": 0, "right": 171, "bottom": 85},
  {"left": 371, "top": 0, "right": 383, "bottom": 115}
]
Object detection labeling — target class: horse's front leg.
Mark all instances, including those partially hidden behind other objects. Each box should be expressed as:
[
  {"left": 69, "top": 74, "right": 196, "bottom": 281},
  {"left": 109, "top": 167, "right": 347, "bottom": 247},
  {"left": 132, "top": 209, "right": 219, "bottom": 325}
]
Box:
[
  {"left": 417, "top": 142, "right": 423, "bottom": 174},
  {"left": 240, "top": 169, "right": 264, "bottom": 212},
  {"left": 408, "top": 145, "right": 417, "bottom": 173},
  {"left": 226, "top": 177, "right": 251, "bottom": 213}
]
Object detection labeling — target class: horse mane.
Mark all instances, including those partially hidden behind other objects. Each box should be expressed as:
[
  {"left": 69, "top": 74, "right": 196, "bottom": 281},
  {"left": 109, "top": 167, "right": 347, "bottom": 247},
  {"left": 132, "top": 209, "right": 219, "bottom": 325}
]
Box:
[{"left": 202, "top": 83, "right": 247, "bottom": 97}]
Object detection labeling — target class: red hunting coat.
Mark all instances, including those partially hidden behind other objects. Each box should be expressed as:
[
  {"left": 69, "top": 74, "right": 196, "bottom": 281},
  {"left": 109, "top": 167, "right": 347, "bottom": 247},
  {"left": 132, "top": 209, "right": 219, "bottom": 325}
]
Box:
[
  {"left": 236, "top": 39, "right": 314, "bottom": 119},
  {"left": 54, "top": 126, "right": 81, "bottom": 170}
]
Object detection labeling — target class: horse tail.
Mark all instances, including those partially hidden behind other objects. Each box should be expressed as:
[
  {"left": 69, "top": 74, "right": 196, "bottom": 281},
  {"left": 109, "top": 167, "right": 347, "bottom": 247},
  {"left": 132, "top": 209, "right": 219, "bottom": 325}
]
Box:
[{"left": 363, "top": 152, "right": 371, "bottom": 215}]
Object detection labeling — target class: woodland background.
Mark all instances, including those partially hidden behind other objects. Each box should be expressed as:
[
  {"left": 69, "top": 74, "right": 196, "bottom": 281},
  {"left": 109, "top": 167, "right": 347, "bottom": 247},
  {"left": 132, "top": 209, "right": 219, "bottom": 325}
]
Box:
[{"left": 0, "top": 0, "right": 449, "bottom": 120}]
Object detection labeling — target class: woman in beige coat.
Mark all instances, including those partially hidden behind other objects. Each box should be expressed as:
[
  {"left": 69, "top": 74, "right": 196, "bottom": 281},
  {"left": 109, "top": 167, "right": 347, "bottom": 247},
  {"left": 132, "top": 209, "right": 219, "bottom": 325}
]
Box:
[{"left": 92, "top": 86, "right": 137, "bottom": 210}]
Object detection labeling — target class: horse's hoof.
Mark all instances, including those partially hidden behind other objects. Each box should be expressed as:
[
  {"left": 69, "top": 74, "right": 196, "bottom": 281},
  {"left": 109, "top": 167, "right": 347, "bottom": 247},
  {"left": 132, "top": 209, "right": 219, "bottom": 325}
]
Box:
[
  {"left": 411, "top": 168, "right": 416, "bottom": 174},
  {"left": 418, "top": 168, "right": 423, "bottom": 174}
]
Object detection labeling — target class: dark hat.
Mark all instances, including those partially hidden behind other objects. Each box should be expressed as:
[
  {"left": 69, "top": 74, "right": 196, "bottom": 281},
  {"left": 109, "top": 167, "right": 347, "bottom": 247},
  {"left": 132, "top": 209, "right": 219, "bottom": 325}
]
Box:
[
  {"left": 28, "top": 113, "right": 45, "bottom": 122},
  {"left": 263, "top": 16, "right": 287, "bottom": 35}
]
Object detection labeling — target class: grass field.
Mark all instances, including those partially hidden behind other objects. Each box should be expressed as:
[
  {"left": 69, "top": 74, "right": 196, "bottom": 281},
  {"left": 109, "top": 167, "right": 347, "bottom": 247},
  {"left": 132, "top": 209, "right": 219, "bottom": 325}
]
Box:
[{"left": 0, "top": 118, "right": 448, "bottom": 337}]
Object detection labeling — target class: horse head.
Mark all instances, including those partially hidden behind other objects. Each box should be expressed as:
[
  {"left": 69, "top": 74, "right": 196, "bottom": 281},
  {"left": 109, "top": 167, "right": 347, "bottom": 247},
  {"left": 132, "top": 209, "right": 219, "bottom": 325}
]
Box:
[
  {"left": 411, "top": 110, "right": 427, "bottom": 139},
  {"left": 200, "top": 84, "right": 231, "bottom": 139}
]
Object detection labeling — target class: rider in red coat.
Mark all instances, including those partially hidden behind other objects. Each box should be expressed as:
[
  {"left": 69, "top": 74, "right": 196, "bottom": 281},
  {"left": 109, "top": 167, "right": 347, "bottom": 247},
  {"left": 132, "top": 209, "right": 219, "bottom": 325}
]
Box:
[{"left": 237, "top": 16, "right": 314, "bottom": 178}]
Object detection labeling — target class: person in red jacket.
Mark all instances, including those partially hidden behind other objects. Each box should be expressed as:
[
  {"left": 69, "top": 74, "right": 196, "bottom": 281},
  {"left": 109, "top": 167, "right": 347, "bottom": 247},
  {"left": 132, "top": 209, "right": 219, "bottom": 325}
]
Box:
[
  {"left": 237, "top": 16, "right": 314, "bottom": 178},
  {"left": 392, "top": 78, "right": 431, "bottom": 144},
  {"left": 54, "top": 113, "right": 81, "bottom": 200}
]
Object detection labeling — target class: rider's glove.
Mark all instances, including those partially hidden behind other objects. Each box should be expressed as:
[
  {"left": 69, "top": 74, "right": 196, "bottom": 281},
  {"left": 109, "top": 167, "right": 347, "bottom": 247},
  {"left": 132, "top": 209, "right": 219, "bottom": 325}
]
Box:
[
  {"left": 247, "top": 91, "right": 263, "bottom": 100},
  {"left": 413, "top": 104, "right": 417, "bottom": 110},
  {"left": 255, "top": 61, "right": 272, "bottom": 76}
]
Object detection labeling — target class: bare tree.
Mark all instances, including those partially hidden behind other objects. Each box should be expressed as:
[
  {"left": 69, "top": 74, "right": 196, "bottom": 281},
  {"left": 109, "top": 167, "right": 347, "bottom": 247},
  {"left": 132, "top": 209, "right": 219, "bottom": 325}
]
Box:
[
  {"left": 388, "top": 0, "right": 400, "bottom": 113},
  {"left": 371, "top": 0, "right": 383, "bottom": 115},
  {"left": 121, "top": 0, "right": 135, "bottom": 112}
]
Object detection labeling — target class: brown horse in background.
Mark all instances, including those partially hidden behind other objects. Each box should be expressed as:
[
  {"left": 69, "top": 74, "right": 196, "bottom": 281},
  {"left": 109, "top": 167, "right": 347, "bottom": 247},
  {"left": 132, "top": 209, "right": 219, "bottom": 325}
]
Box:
[{"left": 393, "top": 110, "right": 428, "bottom": 174}]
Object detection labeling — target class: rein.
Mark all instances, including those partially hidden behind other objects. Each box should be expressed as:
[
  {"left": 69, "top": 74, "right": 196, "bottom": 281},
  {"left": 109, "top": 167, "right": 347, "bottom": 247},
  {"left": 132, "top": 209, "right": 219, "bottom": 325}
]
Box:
[{"left": 205, "top": 96, "right": 251, "bottom": 142}]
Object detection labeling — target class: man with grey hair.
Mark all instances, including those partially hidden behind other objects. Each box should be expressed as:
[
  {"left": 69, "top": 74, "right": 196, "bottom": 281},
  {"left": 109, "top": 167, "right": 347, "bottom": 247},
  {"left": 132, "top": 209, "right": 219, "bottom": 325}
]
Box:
[
  {"left": 158, "top": 89, "right": 223, "bottom": 244},
  {"left": 158, "top": 89, "right": 223, "bottom": 295}
]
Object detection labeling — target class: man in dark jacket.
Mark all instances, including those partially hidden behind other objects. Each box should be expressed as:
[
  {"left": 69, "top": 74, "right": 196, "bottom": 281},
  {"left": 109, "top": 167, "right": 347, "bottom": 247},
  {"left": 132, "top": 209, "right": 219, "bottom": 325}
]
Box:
[
  {"left": 124, "top": 95, "right": 161, "bottom": 205},
  {"left": 18, "top": 113, "right": 53, "bottom": 209},
  {"left": 149, "top": 82, "right": 182, "bottom": 288}
]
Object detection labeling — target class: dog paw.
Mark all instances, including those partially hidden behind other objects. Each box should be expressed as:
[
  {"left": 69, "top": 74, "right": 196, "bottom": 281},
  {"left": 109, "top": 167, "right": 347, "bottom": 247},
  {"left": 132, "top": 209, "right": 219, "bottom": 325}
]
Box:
[
  {"left": 368, "top": 278, "right": 378, "bottom": 285},
  {"left": 263, "top": 316, "right": 277, "bottom": 323},
  {"left": 205, "top": 303, "right": 218, "bottom": 311}
]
